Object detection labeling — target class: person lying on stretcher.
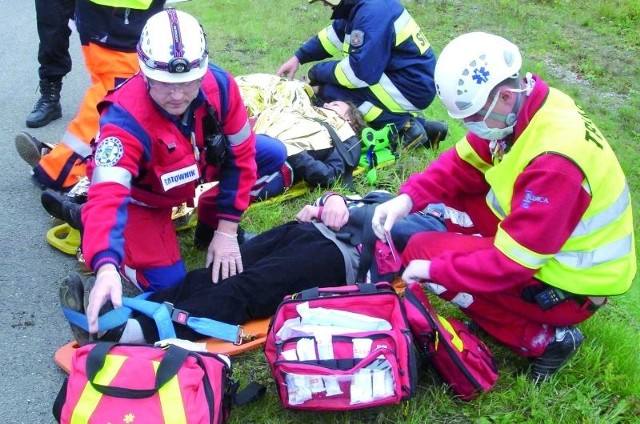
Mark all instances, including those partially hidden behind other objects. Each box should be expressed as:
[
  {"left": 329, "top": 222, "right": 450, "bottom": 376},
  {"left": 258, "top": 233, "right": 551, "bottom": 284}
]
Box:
[{"left": 59, "top": 191, "right": 446, "bottom": 345}]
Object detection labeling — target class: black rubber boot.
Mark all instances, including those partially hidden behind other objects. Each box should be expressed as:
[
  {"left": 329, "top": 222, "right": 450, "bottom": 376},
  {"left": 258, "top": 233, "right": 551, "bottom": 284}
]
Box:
[
  {"left": 26, "top": 79, "right": 63, "bottom": 128},
  {"left": 424, "top": 120, "right": 448, "bottom": 149},
  {"left": 400, "top": 118, "right": 428, "bottom": 150},
  {"left": 401, "top": 119, "right": 448, "bottom": 150}
]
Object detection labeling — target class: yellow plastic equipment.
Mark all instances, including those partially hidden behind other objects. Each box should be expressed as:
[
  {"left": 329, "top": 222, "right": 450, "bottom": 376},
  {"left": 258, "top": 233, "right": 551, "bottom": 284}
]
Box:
[{"left": 46, "top": 223, "right": 81, "bottom": 255}]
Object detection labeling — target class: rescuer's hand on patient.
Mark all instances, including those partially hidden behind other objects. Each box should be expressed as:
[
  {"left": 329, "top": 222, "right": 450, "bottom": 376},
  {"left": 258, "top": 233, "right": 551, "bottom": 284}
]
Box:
[
  {"left": 319, "top": 194, "right": 349, "bottom": 231},
  {"left": 207, "top": 222, "right": 243, "bottom": 283},
  {"left": 296, "top": 205, "right": 321, "bottom": 223},
  {"left": 371, "top": 194, "right": 414, "bottom": 241}
]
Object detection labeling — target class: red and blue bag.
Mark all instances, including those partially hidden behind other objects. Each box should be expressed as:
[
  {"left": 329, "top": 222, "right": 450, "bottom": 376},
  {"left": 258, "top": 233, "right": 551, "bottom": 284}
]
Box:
[
  {"left": 402, "top": 282, "right": 499, "bottom": 401},
  {"left": 53, "top": 342, "right": 237, "bottom": 424},
  {"left": 264, "top": 282, "right": 417, "bottom": 411}
]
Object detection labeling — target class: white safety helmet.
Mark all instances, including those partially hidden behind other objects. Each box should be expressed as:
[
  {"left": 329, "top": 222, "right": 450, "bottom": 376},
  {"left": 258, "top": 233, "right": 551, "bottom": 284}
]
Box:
[
  {"left": 137, "top": 8, "right": 208, "bottom": 83},
  {"left": 434, "top": 32, "right": 522, "bottom": 119}
]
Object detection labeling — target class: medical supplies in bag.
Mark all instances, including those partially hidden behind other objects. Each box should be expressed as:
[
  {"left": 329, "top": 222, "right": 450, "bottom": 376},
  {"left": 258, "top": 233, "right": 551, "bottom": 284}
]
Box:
[
  {"left": 402, "top": 282, "right": 499, "bottom": 401},
  {"left": 264, "top": 282, "right": 417, "bottom": 411},
  {"left": 53, "top": 342, "right": 237, "bottom": 424}
]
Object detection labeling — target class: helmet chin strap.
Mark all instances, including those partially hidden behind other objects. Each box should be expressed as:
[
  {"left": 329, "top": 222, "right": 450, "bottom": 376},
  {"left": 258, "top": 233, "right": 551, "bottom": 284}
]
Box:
[
  {"left": 484, "top": 96, "right": 520, "bottom": 126},
  {"left": 481, "top": 74, "right": 534, "bottom": 126}
]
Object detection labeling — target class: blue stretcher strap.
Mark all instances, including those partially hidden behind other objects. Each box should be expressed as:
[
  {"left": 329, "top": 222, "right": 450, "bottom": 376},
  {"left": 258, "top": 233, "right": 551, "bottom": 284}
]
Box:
[
  {"left": 63, "top": 306, "right": 133, "bottom": 333},
  {"left": 183, "top": 316, "right": 241, "bottom": 343},
  {"left": 122, "top": 297, "right": 176, "bottom": 340},
  {"left": 62, "top": 293, "right": 240, "bottom": 343}
]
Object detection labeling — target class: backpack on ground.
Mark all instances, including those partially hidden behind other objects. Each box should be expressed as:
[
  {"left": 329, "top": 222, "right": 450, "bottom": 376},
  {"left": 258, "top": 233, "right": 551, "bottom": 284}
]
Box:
[
  {"left": 52, "top": 342, "right": 258, "bottom": 423},
  {"left": 264, "top": 282, "right": 417, "bottom": 411},
  {"left": 402, "top": 282, "right": 499, "bottom": 401}
]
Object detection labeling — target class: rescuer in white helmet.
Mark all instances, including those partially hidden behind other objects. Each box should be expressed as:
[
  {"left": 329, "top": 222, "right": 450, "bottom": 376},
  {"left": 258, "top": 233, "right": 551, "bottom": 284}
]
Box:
[
  {"left": 372, "top": 32, "right": 635, "bottom": 381},
  {"left": 74, "top": 8, "right": 289, "bottom": 335}
]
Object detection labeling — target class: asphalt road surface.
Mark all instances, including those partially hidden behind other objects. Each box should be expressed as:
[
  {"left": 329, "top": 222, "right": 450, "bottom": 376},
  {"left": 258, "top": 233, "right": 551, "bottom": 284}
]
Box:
[{"left": 0, "top": 2, "right": 90, "bottom": 422}]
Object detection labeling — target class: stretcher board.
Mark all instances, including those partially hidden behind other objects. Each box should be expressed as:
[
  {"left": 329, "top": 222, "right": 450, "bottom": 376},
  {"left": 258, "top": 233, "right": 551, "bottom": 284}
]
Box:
[{"left": 54, "top": 317, "right": 272, "bottom": 374}]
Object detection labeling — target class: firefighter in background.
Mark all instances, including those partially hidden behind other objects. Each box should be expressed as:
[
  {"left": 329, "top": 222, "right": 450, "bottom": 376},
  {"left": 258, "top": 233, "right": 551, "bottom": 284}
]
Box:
[
  {"left": 277, "top": 0, "right": 447, "bottom": 150},
  {"left": 15, "top": 0, "right": 166, "bottom": 191},
  {"left": 372, "top": 32, "right": 635, "bottom": 381},
  {"left": 77, "top": 9, "right": 287, "bottom": 333}
]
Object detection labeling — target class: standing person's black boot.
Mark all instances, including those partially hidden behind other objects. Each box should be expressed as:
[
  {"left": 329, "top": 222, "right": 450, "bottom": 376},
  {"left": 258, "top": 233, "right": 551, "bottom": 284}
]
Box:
[{"left": 26, "top": 78, "right": 63, "bottom": 128}]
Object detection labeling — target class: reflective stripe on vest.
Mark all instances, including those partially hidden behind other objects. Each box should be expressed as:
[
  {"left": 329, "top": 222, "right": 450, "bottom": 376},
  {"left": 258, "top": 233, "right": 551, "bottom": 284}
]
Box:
[
  {"left": 555, "top": 234, "right": 634, "bottom": 269},
  {"left": 486, "top": 88, "right": 635, "bottom": 295},
  {"left": 486, "top": 189, "right": 504, "bottom": 218},
  {"left": 495, "top": 229, "right": 551, "bottom": 269},
  {"left": 572, "top": 183, "right": 630, "bottom": 237}
]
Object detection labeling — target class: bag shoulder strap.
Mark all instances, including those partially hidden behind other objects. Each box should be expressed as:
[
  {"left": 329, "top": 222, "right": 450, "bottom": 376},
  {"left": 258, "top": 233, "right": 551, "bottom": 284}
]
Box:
[
  {"left": 86, "top": 343, "right": 189, "bottom": 398},
  {"left": 355, "top": 204, "right": 380, "bottom": 284}
]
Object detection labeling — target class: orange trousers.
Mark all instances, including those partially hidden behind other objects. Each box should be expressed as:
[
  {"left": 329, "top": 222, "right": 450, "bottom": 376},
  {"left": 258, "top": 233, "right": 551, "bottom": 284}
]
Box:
[{"left": 33, "top": 42, "right": 139, "bottom": 190}]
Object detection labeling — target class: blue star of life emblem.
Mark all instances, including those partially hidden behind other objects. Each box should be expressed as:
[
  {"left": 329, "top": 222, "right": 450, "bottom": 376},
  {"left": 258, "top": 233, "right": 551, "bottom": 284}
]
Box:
[{"left": 472, "top": 67, "right": 490, "bottom": 84}]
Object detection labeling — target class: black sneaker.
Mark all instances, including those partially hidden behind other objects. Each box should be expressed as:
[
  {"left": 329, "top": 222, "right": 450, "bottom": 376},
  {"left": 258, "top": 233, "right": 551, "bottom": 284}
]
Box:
[
  {"left": 41, "top": 189, "right": 84, "bottom": 230},
  {"left": 15, "top": 132, "right": 48, "bottom": 168},
  {"left": 530, "top": 326, "right": 584, "bottom": 382},
  {"left": 59, "top": 272, "right": 92, "bottom": 346}
]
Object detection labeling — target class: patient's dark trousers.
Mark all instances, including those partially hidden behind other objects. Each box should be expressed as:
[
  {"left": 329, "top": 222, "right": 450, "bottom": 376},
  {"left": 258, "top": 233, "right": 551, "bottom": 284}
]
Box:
[{"left": 137, "top": 222, "right": 346, "bottom": 341}]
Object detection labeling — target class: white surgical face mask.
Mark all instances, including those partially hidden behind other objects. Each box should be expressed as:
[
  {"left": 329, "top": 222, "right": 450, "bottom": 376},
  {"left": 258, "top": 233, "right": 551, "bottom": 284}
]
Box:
[
  {"left": 464, "top": 74, "right": 535, "bottom": 141},
  {"left": 464, "top": 91, "right": 515, "bottom": 141},
  {"left": 464, "top": 120, "right": 515, "bottom": 141}
]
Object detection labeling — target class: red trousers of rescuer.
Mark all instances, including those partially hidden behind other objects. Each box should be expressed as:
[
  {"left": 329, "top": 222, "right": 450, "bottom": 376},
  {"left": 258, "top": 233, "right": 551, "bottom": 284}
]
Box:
[
  {"left": 33, "top": 42, "right": 139, "bottom": 191},
  {"left": 401, "top": 232, "right": 597, "bottom": 357}
]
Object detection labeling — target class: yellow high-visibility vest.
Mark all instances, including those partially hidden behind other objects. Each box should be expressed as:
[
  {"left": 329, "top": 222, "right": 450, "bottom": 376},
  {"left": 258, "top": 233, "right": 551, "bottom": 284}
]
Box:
[{"left": 463, "top": 88, "right": 635, "bottom": 295}]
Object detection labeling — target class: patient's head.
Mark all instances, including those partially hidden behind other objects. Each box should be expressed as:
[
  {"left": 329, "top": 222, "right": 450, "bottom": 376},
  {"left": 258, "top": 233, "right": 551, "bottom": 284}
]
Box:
[{"left": 323, "top": 101, "right": 367, "bottom": 137}]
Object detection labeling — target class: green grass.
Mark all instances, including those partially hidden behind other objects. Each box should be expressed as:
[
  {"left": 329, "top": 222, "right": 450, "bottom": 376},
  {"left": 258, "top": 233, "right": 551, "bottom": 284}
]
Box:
[{"left": 173, "top": 0, "right": 640, "bottom": 422}]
